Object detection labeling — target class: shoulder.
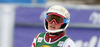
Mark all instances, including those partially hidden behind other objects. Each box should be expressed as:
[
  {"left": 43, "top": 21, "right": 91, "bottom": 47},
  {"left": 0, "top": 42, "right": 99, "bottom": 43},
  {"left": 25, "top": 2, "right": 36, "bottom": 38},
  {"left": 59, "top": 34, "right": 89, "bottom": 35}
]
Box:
[
  {"left": 31, "top": 32, "right": 46, "bottom": 47},
  {"left": 31, "top": 33, "right": 42, "bottom": 47},
  {"left": 33, "top": 32, "right": 45, "bottom": 40},
  {"left": 37, "top": 32, "right": 46, "bottom": 37},
  {"left": 63, "top": 38, "right": 76, "bottom": 47},
  {"left": 39, "top": 32, "right": 46, "bottom": 35},
  {"left": 60, "top": 35, "right": 69, "bottom": 41}
]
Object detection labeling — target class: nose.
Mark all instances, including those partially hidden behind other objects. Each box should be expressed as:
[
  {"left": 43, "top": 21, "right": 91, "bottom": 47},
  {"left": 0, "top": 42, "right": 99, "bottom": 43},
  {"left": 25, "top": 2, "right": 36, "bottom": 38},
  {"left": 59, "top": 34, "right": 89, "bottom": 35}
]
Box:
[{"left": 51, "top": 21, "right": 56, "bottom": 25}]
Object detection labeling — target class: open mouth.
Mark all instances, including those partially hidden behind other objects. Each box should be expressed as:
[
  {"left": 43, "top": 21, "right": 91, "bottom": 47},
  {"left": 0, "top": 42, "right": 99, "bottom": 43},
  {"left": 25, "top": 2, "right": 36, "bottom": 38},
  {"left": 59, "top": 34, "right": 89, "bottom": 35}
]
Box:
[{"left": 50, "top": 26, "right": 55, "bottom": 29}]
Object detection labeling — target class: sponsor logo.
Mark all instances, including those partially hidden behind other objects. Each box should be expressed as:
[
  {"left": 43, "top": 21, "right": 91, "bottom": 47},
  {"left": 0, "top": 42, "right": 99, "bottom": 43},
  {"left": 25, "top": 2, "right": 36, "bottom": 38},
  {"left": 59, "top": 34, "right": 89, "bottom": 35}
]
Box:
[
  {"left": 38, "top": 37, "right": 43, "bottom": 42},
  {"left": 58, "top": 41, "right": 64, "bottom": 46},
  {"left": 75, "top": 36, "right": 100, "bottom": 47},
  {"left": 41, "top": 45, "right": 51, "bottom": 47},
  {"left": 89, "top": 12, "right": 100, "bottom": 24}
]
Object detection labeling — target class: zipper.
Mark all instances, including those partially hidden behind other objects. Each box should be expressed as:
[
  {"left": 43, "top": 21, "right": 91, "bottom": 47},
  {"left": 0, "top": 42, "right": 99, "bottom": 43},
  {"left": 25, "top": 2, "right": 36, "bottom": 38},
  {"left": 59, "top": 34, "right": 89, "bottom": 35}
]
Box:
[{"left": 49, "top": 38, "right": 51, "bottom": 43}]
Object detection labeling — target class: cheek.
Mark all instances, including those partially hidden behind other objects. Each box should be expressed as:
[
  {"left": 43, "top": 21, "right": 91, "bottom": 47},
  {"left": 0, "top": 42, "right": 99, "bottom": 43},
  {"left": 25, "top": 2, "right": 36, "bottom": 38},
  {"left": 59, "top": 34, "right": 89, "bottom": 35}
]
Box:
[
  {"left": 48, "top": 23, "right": 51, "bottom": 29},
  {"left": 48, "top": 23, "right": 50, "bottom": 26},
  {"left": 56, "top": 25, "right": 61, "bottom": 29}
]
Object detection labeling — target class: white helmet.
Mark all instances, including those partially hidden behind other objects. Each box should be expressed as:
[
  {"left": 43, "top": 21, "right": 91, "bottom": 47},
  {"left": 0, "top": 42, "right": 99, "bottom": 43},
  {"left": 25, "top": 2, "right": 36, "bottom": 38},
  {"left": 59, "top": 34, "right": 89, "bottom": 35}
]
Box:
[{"left": 44, "top": 5, "right": 70, "bottom": 33}]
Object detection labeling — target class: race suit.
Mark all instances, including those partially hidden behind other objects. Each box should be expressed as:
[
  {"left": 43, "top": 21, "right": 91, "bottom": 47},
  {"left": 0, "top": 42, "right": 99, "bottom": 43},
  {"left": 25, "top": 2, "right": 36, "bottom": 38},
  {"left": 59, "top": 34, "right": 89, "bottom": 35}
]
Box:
[{"left": 31, "top": 32, "right": 75, "bottom": 47}]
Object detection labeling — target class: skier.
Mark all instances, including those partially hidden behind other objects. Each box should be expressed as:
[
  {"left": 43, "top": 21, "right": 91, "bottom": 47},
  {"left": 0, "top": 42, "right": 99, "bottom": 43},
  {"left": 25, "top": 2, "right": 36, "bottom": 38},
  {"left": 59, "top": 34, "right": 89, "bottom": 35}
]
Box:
[{"left": 31, "top": 5, "right": 76, "bottom": 47}]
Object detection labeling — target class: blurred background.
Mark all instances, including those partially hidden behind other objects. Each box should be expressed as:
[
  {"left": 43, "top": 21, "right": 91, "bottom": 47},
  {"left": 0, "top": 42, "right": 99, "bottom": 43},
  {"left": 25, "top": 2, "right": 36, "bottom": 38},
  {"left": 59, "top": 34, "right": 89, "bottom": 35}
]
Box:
[{"left": 0, "top": 0, "right": 100, "bottom": 47}]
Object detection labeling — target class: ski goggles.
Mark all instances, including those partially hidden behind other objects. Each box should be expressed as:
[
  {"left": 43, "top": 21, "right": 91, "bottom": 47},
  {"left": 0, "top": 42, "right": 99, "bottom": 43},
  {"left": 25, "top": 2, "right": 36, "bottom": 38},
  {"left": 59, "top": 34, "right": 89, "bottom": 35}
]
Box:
[{"left": 45, "top": 13, "right": 70, "bottom": 25}]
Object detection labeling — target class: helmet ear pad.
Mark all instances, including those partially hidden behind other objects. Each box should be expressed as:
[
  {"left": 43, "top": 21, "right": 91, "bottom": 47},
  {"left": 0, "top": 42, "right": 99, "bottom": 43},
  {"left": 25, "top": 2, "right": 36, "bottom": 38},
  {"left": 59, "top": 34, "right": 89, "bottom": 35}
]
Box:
[
  {"left": 60, "top": 23, "right": 67, "bottom": 29},
  {"left": 45, "top": 20, "right": 48, "bottom": 29}
]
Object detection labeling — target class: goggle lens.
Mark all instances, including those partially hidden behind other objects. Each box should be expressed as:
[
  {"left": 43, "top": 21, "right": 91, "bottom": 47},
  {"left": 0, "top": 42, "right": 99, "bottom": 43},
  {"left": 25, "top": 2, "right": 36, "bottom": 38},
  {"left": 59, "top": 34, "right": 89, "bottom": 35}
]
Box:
[
  {"left": 47, "top": 15, "right": 63, "bottom": 24},
  {"left": 45, "top": 13, "right": 70, "bottom": 25}
]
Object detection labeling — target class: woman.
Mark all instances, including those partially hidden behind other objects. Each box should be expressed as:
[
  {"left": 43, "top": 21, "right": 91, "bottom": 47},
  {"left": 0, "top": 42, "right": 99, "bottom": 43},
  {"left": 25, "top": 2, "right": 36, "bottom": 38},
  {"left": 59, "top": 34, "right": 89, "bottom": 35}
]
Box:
[{"left": 31, "top": 5, "right": 75, "bottom": 47}]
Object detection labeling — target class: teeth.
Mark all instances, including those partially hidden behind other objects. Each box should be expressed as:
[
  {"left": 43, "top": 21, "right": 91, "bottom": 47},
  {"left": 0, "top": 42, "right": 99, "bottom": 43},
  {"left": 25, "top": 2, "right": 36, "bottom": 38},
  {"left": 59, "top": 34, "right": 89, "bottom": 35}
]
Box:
[{"left": 50, "top": 26, "right": 55, "bottom": 28}]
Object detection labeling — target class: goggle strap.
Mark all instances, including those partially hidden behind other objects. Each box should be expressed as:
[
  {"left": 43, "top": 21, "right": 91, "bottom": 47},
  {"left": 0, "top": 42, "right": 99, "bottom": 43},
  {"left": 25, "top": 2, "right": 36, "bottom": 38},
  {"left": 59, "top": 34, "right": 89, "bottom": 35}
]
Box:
[
  {"left": 45, "top": 15, "right": 48, "bottom": 19},
  {"left": 64, "top": 19, "right": 70, "bottom": 23}
]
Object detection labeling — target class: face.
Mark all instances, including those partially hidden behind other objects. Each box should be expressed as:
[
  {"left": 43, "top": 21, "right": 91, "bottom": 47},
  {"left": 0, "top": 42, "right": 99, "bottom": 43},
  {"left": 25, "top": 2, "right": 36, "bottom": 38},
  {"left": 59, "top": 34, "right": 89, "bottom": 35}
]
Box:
[{"left": 48, "top": 21, "right": 61, "bottom": 30}]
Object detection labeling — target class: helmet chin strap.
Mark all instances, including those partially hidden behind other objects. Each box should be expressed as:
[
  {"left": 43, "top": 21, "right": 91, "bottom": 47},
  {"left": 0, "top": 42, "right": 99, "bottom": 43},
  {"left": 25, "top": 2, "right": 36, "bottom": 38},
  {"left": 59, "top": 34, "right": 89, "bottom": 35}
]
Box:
[{"left": 49, "top": 31, "right": 63, "bottom": 35}]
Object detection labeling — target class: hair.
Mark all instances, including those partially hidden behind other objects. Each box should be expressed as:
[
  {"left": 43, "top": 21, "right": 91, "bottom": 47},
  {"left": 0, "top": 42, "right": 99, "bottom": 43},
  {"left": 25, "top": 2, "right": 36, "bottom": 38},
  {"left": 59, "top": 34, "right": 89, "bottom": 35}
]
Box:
[{"left": 63, "top": 31, "right": 66, "bottom": 35}]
